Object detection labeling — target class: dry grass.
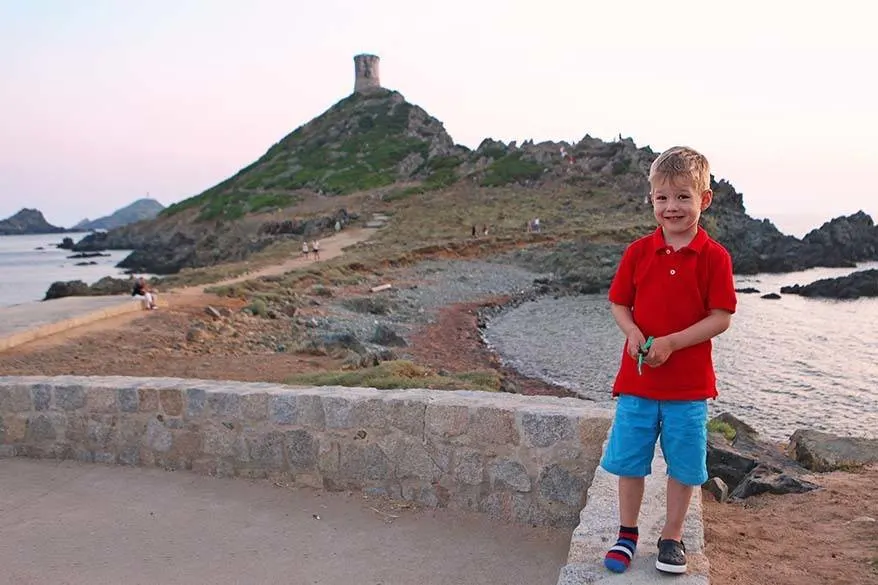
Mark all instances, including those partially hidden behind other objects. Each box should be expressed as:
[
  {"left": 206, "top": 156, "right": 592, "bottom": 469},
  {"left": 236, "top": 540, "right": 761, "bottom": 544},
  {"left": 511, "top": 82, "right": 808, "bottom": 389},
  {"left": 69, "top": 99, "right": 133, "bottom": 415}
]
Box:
[{"left": 285, "top": 360, "right": 502, "bottom": 392}]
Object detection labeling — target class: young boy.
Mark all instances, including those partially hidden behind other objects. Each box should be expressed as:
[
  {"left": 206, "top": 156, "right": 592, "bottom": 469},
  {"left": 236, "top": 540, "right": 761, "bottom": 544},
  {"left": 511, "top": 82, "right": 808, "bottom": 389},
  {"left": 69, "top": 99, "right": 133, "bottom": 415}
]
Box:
[{"left": 601, "top": 146, "right": 737, "bottom": 575}]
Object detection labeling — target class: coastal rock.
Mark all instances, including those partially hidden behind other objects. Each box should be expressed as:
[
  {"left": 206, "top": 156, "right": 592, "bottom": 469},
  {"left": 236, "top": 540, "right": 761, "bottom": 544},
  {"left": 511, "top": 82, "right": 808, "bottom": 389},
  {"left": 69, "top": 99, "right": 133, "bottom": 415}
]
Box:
[
  {"left": 57, "top": 237, "right": 75, "bottom": 250},
  {"left": 789, "top": 429, "right": 878, "bottom": 472},
  {"left": 761, "top": 293, "right": 781, "bottom": 300},
  {"left": 728, "top": 464, "right": 820, "bottom": 499},
  {"left": 43, "top": 277, "right": 133, "bottom": 300},
  {"left": 706, "top": 413, "right": 817, "bottom": 500},
  {"left": 735, "top": 287, "right": 760, "bottom": 294},
  {"left": 67, "top": 252, "right": 110, "bottom": 259},
  {"left": 704, "top": 477, "right": 729, "bottom": 503},
  {"left": 780, "top": 269, "right": 878, "bottom": 300},
  {"left": 44, "top": 280, "right": 90, "bottom": 300}
]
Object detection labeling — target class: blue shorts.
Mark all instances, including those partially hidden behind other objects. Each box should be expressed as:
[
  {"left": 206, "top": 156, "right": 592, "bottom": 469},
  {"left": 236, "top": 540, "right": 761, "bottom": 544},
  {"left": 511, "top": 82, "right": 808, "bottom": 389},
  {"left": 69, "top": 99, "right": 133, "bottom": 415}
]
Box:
[{"left": 600, "top": 395, "right": 708, "bottom": 486}]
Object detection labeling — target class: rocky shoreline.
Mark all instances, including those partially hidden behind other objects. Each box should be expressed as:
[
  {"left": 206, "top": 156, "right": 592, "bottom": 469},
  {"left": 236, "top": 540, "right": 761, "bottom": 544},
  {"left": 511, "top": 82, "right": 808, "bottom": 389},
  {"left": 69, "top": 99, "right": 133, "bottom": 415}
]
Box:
[
  {"left": 780, "top": 268, "right": 878, "bottom": 299},
  {"left": 705, "top": 413, "right": 878, "bottom": 501}
]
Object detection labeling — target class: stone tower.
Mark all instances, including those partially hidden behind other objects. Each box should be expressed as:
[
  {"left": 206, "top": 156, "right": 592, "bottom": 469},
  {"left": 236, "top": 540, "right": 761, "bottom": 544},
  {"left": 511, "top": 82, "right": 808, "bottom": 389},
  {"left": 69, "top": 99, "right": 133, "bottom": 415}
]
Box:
[{"left": 354, "top": 54, "right": 381, "bottom": 94}]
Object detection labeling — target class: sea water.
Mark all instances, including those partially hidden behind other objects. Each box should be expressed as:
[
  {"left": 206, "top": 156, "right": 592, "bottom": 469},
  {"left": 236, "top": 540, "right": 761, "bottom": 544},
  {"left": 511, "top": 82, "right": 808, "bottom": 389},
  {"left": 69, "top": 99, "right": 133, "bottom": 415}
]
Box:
[
  {"left": 0, "top": 233, "right": 134, "bottom": 308},
  {"left": 485, "top": 262, "right": 878, "bottom": 440}
]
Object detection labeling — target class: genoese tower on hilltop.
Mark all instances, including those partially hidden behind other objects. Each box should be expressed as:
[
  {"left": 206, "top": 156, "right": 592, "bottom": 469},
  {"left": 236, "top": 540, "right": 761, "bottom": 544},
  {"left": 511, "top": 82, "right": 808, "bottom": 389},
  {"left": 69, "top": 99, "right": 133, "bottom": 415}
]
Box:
[{"left": 353, "top": 54, "right": 381, "bottom": 94}]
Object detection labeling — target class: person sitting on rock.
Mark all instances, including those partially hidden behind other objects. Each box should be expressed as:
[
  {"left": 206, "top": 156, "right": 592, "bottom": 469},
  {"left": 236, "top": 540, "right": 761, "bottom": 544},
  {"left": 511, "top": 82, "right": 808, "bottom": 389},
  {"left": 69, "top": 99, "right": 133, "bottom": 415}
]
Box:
[
  {"left": 601, "top": 146, "right": 736, "bottom": 576},
  {"left": 132, "top": 277, "right": 158, "bottom": 310}
]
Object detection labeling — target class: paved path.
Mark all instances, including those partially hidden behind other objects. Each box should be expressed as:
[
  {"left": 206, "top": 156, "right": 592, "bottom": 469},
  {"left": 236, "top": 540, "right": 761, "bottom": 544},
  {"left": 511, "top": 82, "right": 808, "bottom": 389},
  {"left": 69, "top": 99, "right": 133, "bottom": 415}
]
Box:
[
  {"left": 0, "top": 296, "right": 141, "bottom": 351},
  {"left": 0, "top": 459, "right": 570, "bottom": 585}
]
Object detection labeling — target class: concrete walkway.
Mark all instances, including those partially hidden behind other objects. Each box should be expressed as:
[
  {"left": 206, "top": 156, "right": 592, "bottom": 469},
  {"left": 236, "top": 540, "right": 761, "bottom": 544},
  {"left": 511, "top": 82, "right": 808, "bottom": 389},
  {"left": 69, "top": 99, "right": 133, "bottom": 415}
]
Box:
[
  {"left": 0, "top": 296, "right": 141, "bottom": 351},
  {"left": 558, "top": 446, "right": 709, "bottom": 584},
  {"left": 0, "top": 459, "right": 570, "bottom": 585}
]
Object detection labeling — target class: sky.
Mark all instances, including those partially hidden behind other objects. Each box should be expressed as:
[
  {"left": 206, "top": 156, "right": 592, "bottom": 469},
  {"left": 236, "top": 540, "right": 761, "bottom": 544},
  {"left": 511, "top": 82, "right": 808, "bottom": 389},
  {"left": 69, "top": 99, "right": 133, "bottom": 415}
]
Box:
[{"left": 1, "top": 1, "right": 876, "bottom": 237}]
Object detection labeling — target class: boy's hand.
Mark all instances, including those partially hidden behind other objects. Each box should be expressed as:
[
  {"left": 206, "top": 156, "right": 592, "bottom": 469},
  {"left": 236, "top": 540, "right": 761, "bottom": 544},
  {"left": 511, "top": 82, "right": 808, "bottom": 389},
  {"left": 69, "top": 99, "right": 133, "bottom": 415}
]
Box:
[
  {"left": 626, "top": 327, "right": 647, "bottom": 359},
  {"left": 644, "top": 336, "right": 674, "bottom": 367}
]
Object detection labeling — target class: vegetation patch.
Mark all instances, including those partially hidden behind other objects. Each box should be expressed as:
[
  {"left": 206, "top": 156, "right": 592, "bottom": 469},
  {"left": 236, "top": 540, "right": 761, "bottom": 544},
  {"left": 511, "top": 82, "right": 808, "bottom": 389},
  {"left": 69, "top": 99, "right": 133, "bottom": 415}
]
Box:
[
  {"left": 286, "top": 360, "right": 501, "bottom": 392},
  {"left": 481, "top": 153, "right": 544, "bottom": 186}
]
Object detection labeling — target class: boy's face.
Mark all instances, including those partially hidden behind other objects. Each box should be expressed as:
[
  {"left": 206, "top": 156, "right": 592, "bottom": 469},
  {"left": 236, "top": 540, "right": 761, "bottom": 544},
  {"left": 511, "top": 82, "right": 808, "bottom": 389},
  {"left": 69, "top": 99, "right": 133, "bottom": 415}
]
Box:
[{"left": 650, "top": 177, "right": 712, "bottom": 240}]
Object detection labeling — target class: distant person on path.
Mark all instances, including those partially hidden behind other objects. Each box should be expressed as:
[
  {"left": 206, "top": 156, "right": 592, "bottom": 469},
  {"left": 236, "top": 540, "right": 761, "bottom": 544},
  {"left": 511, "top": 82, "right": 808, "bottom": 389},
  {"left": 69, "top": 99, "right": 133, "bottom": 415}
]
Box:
[
  {"left": 335, "top": 220, "right": 341, "bottom": 233},
  {"left": 132, "top": 276, "right": 158, "bottom": 310},
  {"left": 312, "top": 239, "right": 320, "bottom": 260},
  {"left": 302, "top": 240, "right": 309, "bottom": 260},
  {"left": 600, "top": 146, "right": 736, "bottom": 576},
  {"left": 471, "top": 225, "right": 476, "bottom": 238}
]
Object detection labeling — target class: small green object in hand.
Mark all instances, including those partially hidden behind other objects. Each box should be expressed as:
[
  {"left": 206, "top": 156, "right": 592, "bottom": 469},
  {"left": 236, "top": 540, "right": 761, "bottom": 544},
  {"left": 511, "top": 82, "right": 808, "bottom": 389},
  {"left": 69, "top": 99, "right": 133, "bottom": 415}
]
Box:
[{"left": 637, "top": 336, "right": 654, "bottom": 376}]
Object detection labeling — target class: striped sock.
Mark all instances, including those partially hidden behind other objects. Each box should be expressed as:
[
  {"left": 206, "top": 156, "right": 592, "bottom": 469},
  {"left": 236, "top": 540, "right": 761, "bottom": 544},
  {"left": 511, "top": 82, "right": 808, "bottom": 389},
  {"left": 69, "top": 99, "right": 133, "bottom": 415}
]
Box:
[{"left": 604, "top": 525, "right": 639, "bottom": 573}]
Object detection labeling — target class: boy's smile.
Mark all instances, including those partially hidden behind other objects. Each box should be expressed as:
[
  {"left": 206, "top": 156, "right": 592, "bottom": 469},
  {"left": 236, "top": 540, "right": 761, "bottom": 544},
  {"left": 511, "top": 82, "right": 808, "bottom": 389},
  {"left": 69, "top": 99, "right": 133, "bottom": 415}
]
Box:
[{"left": 650, "top": 178, "right": 713, "bottom": 246}]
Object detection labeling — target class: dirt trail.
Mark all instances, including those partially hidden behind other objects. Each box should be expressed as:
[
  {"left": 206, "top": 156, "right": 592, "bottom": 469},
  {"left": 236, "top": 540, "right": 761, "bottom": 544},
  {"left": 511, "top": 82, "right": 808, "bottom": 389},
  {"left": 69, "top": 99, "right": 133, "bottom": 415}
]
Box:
[
  {"left": 168, "top": 227, "right": 372, "bottom": 299},
  {"left": 11, "top": 228, "right": 374, "bottom": 351}
]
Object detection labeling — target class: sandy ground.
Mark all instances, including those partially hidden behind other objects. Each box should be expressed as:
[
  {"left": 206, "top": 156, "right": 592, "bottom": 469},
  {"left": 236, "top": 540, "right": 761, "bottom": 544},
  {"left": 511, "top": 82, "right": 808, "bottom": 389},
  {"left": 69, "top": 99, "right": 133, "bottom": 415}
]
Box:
[
  {"left": 702, "top": 465, "right": 878, "bottom": 585},
  {"left": 0, "top": 458, "right": 570, "bottom": 585}
]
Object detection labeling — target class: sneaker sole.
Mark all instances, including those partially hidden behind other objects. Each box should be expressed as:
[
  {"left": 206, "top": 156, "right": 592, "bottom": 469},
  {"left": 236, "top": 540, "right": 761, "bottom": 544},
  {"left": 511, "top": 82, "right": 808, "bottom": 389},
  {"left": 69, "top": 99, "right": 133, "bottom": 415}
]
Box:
[{"left": 655, "top": 559, "right": 687, "bottom": 574}]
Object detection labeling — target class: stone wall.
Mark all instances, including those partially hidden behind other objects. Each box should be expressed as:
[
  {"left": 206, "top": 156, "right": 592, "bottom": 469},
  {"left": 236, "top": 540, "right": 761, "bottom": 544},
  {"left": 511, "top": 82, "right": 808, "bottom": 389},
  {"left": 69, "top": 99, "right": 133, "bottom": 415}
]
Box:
[{"left": 0, "top": 376, "right": 612, "bottom": 527}]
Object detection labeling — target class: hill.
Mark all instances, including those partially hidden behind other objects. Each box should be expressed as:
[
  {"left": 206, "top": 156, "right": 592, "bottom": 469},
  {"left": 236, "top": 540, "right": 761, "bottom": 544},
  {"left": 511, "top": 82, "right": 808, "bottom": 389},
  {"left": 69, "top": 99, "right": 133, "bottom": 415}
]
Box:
[
  {"left": 0, "top": 208, "right": 68, "bottom": 235},
  {"left": 73, "top": 198, "right": 165, "bottom": 231},
  {"left": 71, "top": 54, "right": 878, "bottom": 278}
]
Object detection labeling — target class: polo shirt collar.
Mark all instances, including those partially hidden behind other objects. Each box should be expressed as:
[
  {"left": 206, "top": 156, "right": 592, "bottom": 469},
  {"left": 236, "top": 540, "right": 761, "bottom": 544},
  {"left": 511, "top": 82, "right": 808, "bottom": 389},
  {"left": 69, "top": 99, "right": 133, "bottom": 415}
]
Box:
[{"left": 651, "top": 226, "right": 709, "bottom": 254}]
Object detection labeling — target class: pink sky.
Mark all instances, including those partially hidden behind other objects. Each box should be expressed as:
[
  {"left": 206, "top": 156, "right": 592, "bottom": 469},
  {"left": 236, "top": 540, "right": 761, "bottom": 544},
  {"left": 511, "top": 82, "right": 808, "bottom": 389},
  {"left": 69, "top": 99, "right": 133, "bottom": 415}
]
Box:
[{"left": 1, "top": 1, "right": 876, "bottom": 237}]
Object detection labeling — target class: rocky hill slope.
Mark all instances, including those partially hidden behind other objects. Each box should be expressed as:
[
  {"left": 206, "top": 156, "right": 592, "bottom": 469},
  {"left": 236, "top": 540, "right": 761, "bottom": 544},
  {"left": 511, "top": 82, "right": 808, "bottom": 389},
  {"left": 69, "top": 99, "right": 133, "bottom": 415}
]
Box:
[
  {"left": 74, "top": 198, "right": 165, "bottom": 231},
  {"left": 0, "top": 208, "right": 68, "bottom": 235},
  {"left": 70, "top": 58, "right": 878, "bottom": 277}
]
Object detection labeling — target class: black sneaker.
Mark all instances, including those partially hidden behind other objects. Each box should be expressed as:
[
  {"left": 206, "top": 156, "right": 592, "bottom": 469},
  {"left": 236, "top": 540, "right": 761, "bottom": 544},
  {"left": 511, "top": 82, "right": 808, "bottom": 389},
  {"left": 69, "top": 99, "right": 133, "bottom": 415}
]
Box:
[{"left": 656, "top": 538, "right": 687, "bottom": 574}]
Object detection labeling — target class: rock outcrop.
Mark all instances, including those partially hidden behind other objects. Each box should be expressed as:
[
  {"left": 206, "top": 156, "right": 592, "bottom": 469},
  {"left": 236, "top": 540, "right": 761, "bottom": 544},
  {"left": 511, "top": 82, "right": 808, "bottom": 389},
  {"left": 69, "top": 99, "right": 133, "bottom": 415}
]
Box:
[
  {"left": 43, "top": 276, "right": 134, "bottom": 301},
  {"left": 790, "top": 429, "right": 878, "bottom": 471},
  {"left": 0, "top": 209, "right": 68, "bottom": 235},
  {"left": 706, "top": 414, "right": 819, "bottom": 500},
  {"left": 780, "top": 269, "right": 878, "bottom": 299}
]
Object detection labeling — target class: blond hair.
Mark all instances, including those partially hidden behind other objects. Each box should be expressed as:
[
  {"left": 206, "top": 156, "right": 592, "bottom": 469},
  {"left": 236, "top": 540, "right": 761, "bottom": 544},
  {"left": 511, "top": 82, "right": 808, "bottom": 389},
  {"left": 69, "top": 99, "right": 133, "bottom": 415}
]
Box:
[{"left": 649, "top": 146, "right": 711, "bottom": 192}]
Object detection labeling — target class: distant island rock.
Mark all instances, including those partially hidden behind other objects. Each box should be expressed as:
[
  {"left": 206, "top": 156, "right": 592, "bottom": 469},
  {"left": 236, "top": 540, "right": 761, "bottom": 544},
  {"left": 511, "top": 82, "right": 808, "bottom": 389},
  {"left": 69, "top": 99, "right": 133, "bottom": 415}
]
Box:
[
  {"left": 780, "top": 268, "right": 878, "bottom": 299},
  {"left": 0, "top": 208, "right": 68, "bottom": 235},
  {"left": 73, "top": 198, "right": 165, "bottom": 231}
]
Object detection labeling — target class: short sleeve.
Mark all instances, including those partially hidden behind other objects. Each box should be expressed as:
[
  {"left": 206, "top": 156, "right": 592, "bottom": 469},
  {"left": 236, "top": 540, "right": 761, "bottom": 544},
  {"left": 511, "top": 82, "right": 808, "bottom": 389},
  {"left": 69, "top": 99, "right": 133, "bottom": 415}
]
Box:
[
  {"left": 608, "top": 244, "right": 637, "bottom": 307},
  {"left": 708, "top": 247, "right": 737, "bottom": 313}
]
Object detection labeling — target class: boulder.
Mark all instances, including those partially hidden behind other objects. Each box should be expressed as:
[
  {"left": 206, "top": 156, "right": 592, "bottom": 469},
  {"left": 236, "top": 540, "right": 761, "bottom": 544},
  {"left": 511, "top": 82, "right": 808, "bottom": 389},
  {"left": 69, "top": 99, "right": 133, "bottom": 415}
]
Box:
[
  {"left": 706, "top": 413, "right": 818, "bottom": 500},
  {"left": 728, "top": 464, "right": 820, "bottom": 499},
  {"left": 789, "top": 429, "right": 878, "bottom": 472},
  {"left": 43, "top": 280, "right": 90, "bottom": 300},
  {"left": 370, "top": 324, "right": 407, "bottom": 347},
  {"left": 704, "top": 477, "right": 729, "bottom": 503}
]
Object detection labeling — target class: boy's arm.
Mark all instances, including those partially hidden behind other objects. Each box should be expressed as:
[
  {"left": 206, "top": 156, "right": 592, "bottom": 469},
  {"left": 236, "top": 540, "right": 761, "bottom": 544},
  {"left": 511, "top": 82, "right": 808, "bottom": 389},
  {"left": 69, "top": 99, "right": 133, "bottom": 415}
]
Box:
[
  {"left": 611, "top": 303, "right": 646, "bottom": 359},
  {"left": 644, "top": 309, "right": 732, "bottom": 366}
]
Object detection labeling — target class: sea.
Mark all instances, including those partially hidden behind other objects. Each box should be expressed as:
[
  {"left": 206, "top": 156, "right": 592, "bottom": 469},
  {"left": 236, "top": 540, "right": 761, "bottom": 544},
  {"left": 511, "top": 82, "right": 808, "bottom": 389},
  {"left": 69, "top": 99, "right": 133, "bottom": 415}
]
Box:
[
  {"left": 0, "top": 233, "right": 134, "bottom": 308},
  {"left": 484, "top": 262, "right": 878, "bottom": 441}
]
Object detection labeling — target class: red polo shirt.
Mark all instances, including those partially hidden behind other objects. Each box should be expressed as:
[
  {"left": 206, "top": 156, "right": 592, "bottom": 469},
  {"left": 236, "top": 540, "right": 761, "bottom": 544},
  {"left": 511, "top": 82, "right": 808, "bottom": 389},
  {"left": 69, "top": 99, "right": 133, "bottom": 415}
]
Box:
[{"left": 608, "top": 227, "right": 737, "bottom": 401}]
